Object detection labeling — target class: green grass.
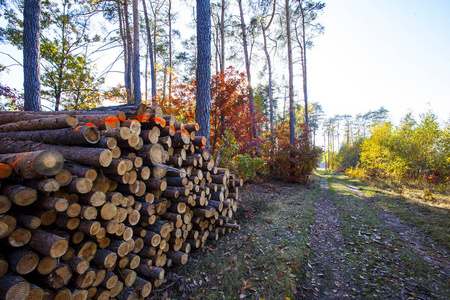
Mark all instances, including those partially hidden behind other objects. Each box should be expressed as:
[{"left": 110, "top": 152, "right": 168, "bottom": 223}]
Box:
[
  {"left": 322, "top": 171, "right": 450, "bottom": 249},
  {"left": 324, "top": 174, "right": 449, "bottom": 298},
  {"left": 169, "top": 181, "right": 318, "bottom": 299}
]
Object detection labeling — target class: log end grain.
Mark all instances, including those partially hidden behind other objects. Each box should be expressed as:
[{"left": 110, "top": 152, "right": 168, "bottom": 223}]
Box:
[
  {"left": 99, "top": 150, "right": 113, "bottom": 167},
  {"left": 37, "top": 257, "right": 58, "bottom": 275},
  {"left": 0, "top": 196, "right": 11, "bottom": 214},
  {"left": 0, "top": 274, "right": 30, "bottom": 300},
  {"left": 36, "top": 150, "right": 65, "bottom": 176},
  {"left": 0, "top": 163, "right": 13, "bottom": 179}
]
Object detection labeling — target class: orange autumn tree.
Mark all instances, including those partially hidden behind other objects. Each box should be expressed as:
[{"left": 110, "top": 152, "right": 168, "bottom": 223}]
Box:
[
  {"left": 155, "top": 66, "right": 265, "bottom": 155},
  {"left": 210, "top": 67, "right": 266, "bottom": 154}
]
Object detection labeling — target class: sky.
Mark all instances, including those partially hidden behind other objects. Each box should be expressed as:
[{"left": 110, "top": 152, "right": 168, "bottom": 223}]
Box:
[
  {"left": 307, "top": 0, "right": 450, "bottom": 124},
  {"left": 1, "top": 0, "right": 449, "bottom": 125}
]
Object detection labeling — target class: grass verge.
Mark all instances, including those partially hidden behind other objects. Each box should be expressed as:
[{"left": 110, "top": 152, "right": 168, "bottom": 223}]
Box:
[
  {"left": 323, "top": 173, "right": 449, "bottom": 298},
  {"left": 325, "top": 172, "right": 450, "bottom": 249},
  {"left": 166, "top": 180, "right": 318, "bottom": 299}
]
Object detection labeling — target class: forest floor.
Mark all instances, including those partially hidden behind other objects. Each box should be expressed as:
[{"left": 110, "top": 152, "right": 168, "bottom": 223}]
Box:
[{"left": 152, "top": 172, "right": 450, "bottom": 300}]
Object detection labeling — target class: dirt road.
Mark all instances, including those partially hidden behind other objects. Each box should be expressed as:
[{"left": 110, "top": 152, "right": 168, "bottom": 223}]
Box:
[
  {"left": 157, "top": 174, "right": 449, "bottom": 299},
  {"left": 297, "top": 175, "right": 449, "bottom": 299}
]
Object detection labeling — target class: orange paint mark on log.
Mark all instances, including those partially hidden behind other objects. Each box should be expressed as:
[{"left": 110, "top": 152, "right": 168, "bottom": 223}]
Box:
[
  {"left": 11, "top": 152, "right": 32, "bottom": 169},
  {"left": 136, "top": 114, "right": 150, "bottom": 122},
  {"left": 148, "top": 117, "right": 166, "bottom": 127},
  {"left": 74, "top": 126, "right": 84, "bottom": 131},
  {"left": 0, "top": 163, "right": 13, "bottom": 179},
  {"left": 85, "top": 123, "right": 96, "bottom": 127},
  {"left": 170, "top": 126, "right": 176, "bottom": 132},
  {"left": 105, "top": 118, "right": 119, "bottom": 125}
]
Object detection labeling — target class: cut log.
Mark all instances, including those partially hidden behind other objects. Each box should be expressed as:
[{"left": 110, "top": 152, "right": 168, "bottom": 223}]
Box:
[
  {"left": 2, "top": 185, "right": 37, "bottom": 206},
  {"left": 135, "top": 265, "right": 164, "bottom": 280},
  {"left": 75, "top": 114, "right": 121, "bottom": 130},
  {"left": 8, "top": 248, "right": 39, "bottom": 274},
  {"left": 73, "top": 269, "right": 96, "bottom": 289},
  {"left": 65, "top": 203, "right": 81, "bottom": 218},
  {"left": 25, "top": 284, "right": 44, "bottom": 300},
  {"left": 55, "top": 216, "right": 80, "bottom": 231},
  {"left": 90, "top": 268, "right": 106, "bottom": 287},
  {"left": 35, "top": 196, "right": 68, "bottom": 212},
  {"left": 141, "top": 128, "right": 159, "bottom": 144},
  {"left": 0, "top": 163, "right": 13, "bottom": 179},
  {"left": 67, "top": 256, "right": 89, "bottom": 275},
  {"left": 143, "top": 178, "right": 167, "bottom": 191},
  {"left": 0, "top": 273, "right": 30, "bottom": 300},
  {"left": 63, "top": 163, "right": 97, "bottom": 182},
  {"left": 0, "top": 196, "right": 11, "bottom": 214},
  {"left": 79, "top": 205, "right": 98, "bottom": 220},
  {"left": 166, "top": 250, "right": 188, "bottom": 265},
  {"left": 93, "top": 249, "right": 117, "bottom": 269},
  {"left": 0, "top": 140, "right": 113, "bottom": 168},
  {"left": 70, "top": 289, "right": 88, "bottom": 300},
  {"left": 0, "top": 215, "right": 15, "bottom": 239},
  {"left": 0, "top": 126, "right": 100, "bottom": 146},
  {"left": 36, "top": 256, "right": 57, "bottom": 275},
  {"left": 101, "top": 158, "right": 128, "bottom": 176},
  {"left": 108, "top": 280, "right": 124, "bottom": 298},
  {"left": 77, "top": 191, "right": 105, "bottom": 207},
  {"left": 108, "top": 239, "right": 129, "bottom": 257},
  {"left": 101, "top": 270, "right": 118, "bottom": 290},
  {"left": 45, "top": 263, "right": 72, "bottom": 289},
  {"left": 7, "top": 227, "right": 31, "bottom": 247},
  {"left": 91, "top": 176, "right": 110, "bottom": 193},
  {"left": 171, "top": 130, "right": 191, "bottom": 147},
  {"left": 52, "top": 289, "right": 71, "bottom": 300},
  {"left": 0, "top": 115, "right": 78, "bottom": 132},
  {"left": 142, "top": 231, "right": 161, "bottom": 247},
  {"left": 75, "top": 241, "right": 97, "bottom": 262},
  {"left": 64, "top": 178, "right": 93, "bottom": 194},
  {"left": 146, "top": 220, "right": 172, "bottom": 239},
  {"left": 131, "top": 276, "right": 151, "bottom": 297},
  {"left": 78, "top": 221, "right": 101, "bottom": 236},
  {"left": 13, "top": 214, "right": 40, "bottom": 230}
]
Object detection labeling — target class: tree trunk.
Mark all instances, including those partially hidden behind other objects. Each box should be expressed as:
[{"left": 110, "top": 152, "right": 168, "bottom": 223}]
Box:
[
  {"left": 132, "top": 0, "right": 141, "bottom": 104},
  {"left": 142, "top": 0, "right": 156, "bottom": 102},
  {"left": 23, "top": 0, "right": 41, "bottom": 112},
  {"left": 299, "top": 1, "right": 309, "bottom": 130},
  {"left": 196, "top": 0, "right": 211, "bottom": 150},
  {"left": 220, "top": 0, "right": 225, "bottom": 73},
  {"left": 285, "top": 0, "right": 295, "bottom": 145},
  {"left": 237, "top": 0, "right": 256, "bottom": 138},
  {"left": 124, "top": 0, "right": 133, "bottom": 103}
]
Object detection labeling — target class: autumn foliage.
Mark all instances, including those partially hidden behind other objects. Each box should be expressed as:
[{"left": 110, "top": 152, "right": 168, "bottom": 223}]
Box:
[
  {"left": 133, "top": 66, "right": 321, "bottom": 183},
  {"left": 261, "top": 122, "right": 322, "bottom": 183}
]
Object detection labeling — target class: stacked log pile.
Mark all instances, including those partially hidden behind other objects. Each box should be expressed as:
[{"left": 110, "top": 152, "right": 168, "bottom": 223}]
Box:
[{"left": 0, "top": 104, "right": 241, "bottom": 300}]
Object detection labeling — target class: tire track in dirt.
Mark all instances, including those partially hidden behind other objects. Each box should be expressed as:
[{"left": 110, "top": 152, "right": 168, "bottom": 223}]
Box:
[
  {"left": 346, "top": 183, "right": 450, "bottom": 281},
  {"left": 297, "top": 177, "right": 361, "bottom": 299}
]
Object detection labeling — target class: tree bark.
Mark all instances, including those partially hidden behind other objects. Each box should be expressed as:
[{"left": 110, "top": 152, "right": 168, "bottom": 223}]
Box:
[
  {"left": 285, "top": 0, "right": 296, "bottom": 145},
  {"left": 0, "top": 126, "right": 100, "bottom": 146},
  {"left": 23, "top": 0, "right": 42, "bottom": 112},
  {"left": 0, "top": 274, "right": 30, "bottom": 300},
  {"left": 132, "top": 0, "right": 141, "bottom": 104},
  {"left": 0, "top": 140, "right": 112, "bottom": 168},
  {"left": 0, "top": 115, "right": 77, "bottom": 132},
  {"left": 237, "top": 0, "right": 256, "bottom": 138},
  {"left": 196, "top": 0, "right": 211, "bottom": 150}
]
